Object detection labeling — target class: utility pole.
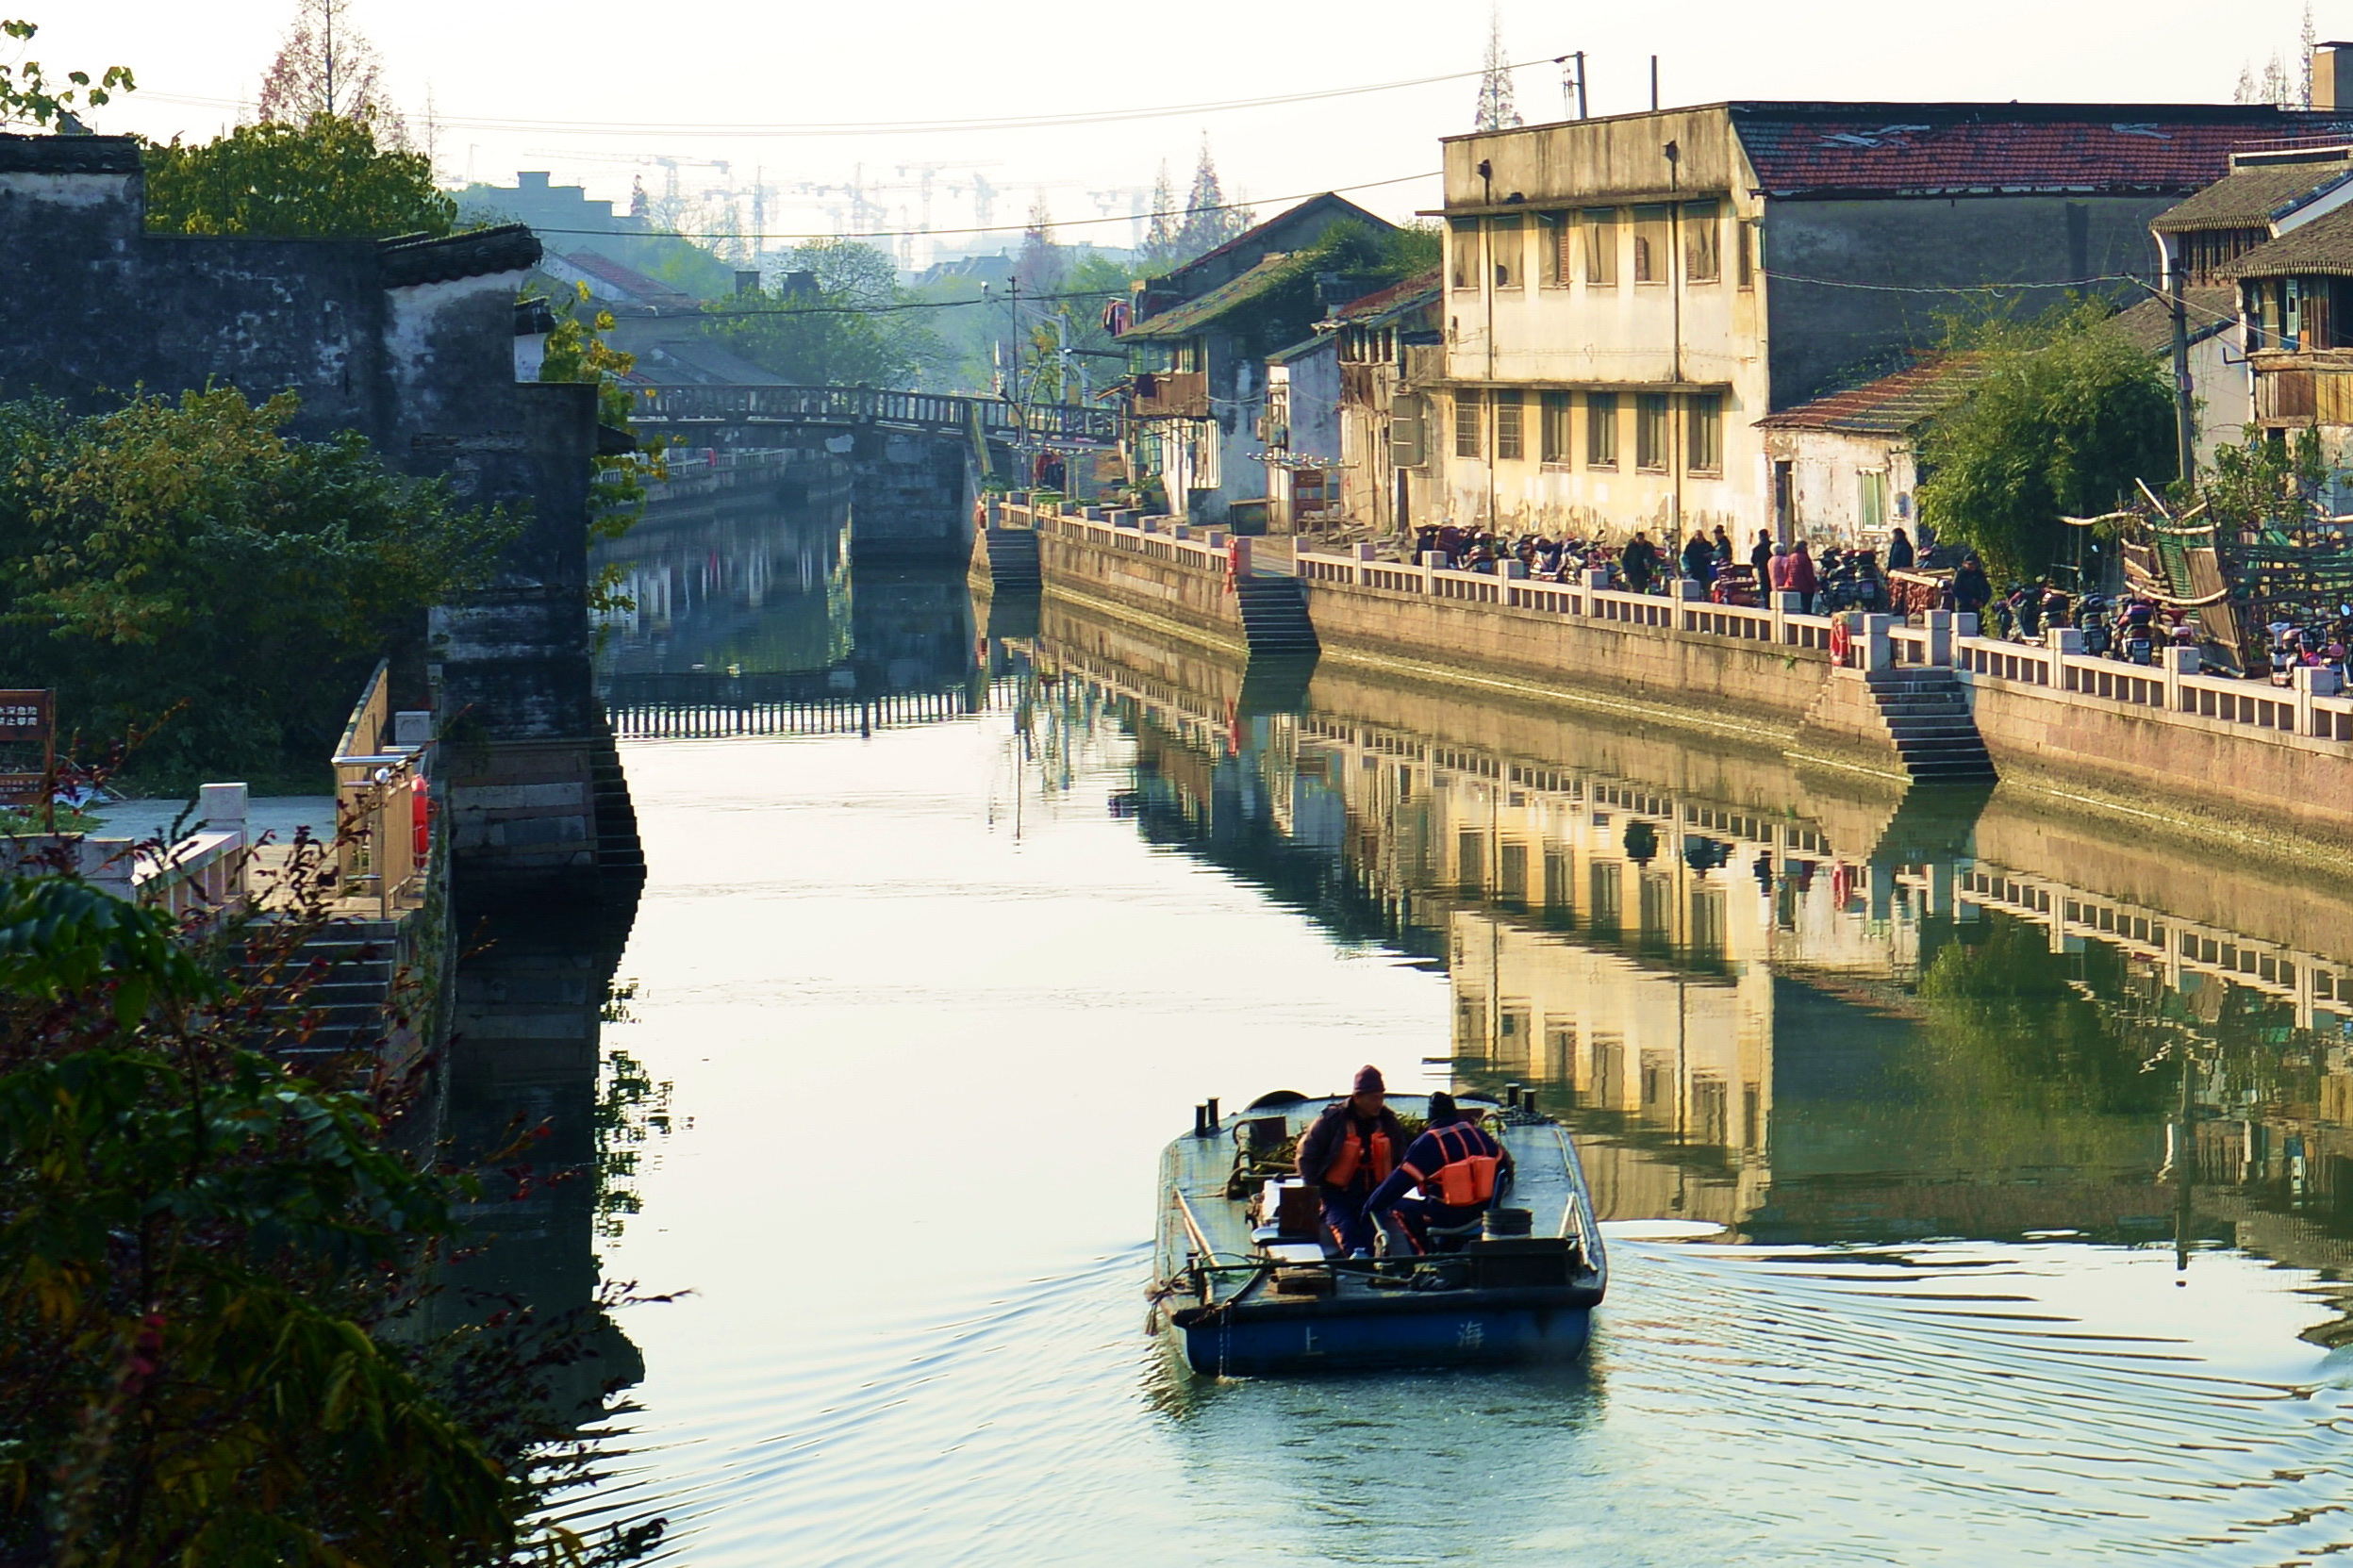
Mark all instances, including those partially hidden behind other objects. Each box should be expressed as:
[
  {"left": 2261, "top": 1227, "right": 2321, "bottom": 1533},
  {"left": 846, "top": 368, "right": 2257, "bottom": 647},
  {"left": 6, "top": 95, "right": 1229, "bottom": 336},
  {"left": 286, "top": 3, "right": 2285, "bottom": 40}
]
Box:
[
  {"left": 1575, "top": 52, "right": 1588, "bottom": 119},
  {"left": 1650, "top": 56, "right": 1661, "bottom": 112},
  {"left": 2169, "top": 245, "right": 2197, "bottom": 486}
]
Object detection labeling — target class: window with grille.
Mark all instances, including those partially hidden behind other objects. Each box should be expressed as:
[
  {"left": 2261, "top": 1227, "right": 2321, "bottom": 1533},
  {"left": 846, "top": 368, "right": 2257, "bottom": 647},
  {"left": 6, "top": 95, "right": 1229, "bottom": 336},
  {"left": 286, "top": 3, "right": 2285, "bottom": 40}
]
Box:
[
  {"left": 1541, "top": 390, "right": 1572, "bottom": 463},
  {"left": 1583, "top": 209, "right": 1618, "bottom": 286},
  {"left": 1635, "top": 393, "right": 1669, "bottom": 470},
  {"left": 1688, "top": 392, "right": 1723, "bottom": 472},
  {"left": 1454, "top": 389, "right": 1483, "bottom": 457},
  {"left": 1683, "top": 201, "right": 1719, "bottom": 282},
  {"left": 1538, "top": 212, "right": 1569, "bottom": 287},
  {"left": 1587, "top": 391, "right": 1619, "bottom": 468},
  {"left": 1632, "top": 206, "right": 1671, "bottom": 284},
  {"left": 1495, "top": 389, "right": 1524, "bottom": 459},
  {"left": 1860, "top": 470, "right": 1888, "bottom": 532}
]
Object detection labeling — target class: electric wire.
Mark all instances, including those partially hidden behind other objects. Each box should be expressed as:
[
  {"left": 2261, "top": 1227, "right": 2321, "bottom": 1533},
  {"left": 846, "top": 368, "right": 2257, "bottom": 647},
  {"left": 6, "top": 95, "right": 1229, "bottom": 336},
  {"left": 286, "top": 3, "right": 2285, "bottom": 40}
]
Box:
[
  {"left": 522, "top": 170, "right": 1441, "bottom": 244},
  {"left": 127, "top": 55, "right": 1572, "bottom": 139}
]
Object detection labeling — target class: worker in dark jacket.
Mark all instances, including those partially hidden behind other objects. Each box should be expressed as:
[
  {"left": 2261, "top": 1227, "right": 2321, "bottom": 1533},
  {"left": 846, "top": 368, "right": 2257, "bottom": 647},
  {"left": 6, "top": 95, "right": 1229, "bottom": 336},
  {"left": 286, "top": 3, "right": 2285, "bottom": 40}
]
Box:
[
  {"left": 1296, "top": 1065, "right": 1407, "bottom": 1257},
  {"left": 1365, "top": 1093, "right": 1509, "bottom": 1257}
]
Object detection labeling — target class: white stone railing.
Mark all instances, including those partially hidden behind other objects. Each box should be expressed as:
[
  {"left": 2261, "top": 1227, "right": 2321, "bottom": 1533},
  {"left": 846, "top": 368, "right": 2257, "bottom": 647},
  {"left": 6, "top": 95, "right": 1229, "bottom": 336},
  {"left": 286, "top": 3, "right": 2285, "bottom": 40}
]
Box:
[
  {"left": 1293, "top": 542, "right": 1846, "bottom": 653},
  {"left": 1003, "top": 496, "right": 1245, "bottom": 577}
]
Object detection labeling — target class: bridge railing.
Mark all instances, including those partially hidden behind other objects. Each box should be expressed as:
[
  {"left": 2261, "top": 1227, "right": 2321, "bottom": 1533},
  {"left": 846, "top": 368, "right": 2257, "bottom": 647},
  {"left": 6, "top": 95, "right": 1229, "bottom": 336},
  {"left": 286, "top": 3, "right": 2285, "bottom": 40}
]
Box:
[{"left": 634, "top": 384, "right": 1119, "bottom": 444}]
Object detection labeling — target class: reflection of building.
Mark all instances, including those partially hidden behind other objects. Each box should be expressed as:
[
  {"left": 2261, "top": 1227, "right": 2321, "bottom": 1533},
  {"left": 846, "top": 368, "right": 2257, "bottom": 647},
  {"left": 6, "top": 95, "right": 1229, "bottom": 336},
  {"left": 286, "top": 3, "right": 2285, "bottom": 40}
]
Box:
[{"left": 1013, "top": 599, "right": 2353, "bottom": 1285}]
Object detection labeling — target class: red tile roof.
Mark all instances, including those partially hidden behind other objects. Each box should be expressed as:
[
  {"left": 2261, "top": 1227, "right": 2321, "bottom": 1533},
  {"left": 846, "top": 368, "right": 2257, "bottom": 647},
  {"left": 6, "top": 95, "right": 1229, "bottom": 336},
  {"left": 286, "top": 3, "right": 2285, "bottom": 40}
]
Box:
[
  {"left": 1727, "top": 104, "right": 2353, "bottom": 196},
  {"left": 1754, "top": 353, "right": 1991, "bottom": 435},
  {"left": 1335, "top": 270, "right": 1441, "bottom": 321}
]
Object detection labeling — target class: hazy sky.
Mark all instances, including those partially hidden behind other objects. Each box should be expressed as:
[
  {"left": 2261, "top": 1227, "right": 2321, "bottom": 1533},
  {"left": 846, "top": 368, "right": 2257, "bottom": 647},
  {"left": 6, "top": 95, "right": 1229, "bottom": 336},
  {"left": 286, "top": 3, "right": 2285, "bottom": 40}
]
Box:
[{"left": 27, "top": 0, "right": 2332, "bottom": 260}]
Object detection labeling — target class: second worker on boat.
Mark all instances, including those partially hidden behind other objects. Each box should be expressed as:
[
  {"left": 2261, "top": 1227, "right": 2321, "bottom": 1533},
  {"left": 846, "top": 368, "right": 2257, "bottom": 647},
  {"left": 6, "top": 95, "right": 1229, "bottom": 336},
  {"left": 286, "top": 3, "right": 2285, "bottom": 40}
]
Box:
[
  {"left": 1297, "top": 1065, "right": 1407, "bottom": 1258},
  {"left": 1365, "top": 1092, "right": 1509, "bottom": 1257}
]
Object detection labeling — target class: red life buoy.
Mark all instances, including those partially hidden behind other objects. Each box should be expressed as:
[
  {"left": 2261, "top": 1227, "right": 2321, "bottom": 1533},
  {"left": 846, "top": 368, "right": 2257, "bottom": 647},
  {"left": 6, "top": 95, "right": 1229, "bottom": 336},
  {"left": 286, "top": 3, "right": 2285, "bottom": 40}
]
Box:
[{"left": 1830, "top": 617, "right": 1851, "bottom": 664}]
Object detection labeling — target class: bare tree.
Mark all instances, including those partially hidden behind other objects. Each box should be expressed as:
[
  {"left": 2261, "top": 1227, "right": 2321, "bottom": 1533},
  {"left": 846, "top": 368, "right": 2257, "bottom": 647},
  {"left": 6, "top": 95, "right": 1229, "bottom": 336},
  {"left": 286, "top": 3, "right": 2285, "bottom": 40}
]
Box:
[{"left": 256, "top": 0, "right": 406, "bottom": 141}]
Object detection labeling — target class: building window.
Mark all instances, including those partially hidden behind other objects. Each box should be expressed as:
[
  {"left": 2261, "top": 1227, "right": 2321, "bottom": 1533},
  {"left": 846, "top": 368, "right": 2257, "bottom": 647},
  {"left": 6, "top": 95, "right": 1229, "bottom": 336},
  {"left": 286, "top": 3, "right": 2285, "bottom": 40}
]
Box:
[
  {"left": 1635, "top": 393, "right": 1669, "bottom": 470},
  {"left": 1683, "top": 201, "right": 1719, "bottom": 283},
  {"left": 1860, "top": 469, "right": 1889, "bottom": 533},
  {"left": 1491, "top": 215, "right": 1524, "bottom": 289},
  {"left": 1450, "top": 219, "right": 1481, "bottom": 290},
  {"left": 1587, "top": 391, "right": 1619, "bottom": 469},
  {"left": 1455, "top": 389, "right": 1483, "bottom": 458},
  {"left": 1736, "top": 221, "right": 1756, "bottom": 289},
  {"left": 1687, "top": 392, "right": 1723, "bottom": 472},
  {"left": 1632, "top": 206, "right": 1671, "bottom": 284},
  {"left": 1541, "top": 390, "right": 1573, "bottom": 463},
  {"left": 1537, "top": 212, "right": 1568, "bottom": 287},
  {"left": 1495, "top": 389, "right": 1524, "bottom": 459},
  {"left": 1583, "top": 208, "right": 1618, "bottom": 287}
]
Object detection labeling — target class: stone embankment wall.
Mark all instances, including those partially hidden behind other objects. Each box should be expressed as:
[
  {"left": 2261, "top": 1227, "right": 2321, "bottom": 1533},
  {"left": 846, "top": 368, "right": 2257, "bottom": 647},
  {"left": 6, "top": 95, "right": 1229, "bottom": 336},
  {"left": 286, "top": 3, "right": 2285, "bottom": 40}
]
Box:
[{"left": 991, "top": 495, "right": 2353, "bottom": 864}]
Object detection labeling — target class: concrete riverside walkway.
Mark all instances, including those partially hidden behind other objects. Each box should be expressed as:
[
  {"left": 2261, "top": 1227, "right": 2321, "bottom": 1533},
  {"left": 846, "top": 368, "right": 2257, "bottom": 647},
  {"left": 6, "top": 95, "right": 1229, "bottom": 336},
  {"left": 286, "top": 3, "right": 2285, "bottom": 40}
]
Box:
[{"left": 85, "top": 796, "right": 393, "bottom": 916}]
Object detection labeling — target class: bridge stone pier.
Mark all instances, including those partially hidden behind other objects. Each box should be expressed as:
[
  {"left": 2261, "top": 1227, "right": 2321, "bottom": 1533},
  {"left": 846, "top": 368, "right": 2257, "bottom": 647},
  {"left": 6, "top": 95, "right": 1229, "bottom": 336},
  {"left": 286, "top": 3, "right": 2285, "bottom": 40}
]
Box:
[{"left": 635, "top": 385, "right": 1119, "bottom": 564}]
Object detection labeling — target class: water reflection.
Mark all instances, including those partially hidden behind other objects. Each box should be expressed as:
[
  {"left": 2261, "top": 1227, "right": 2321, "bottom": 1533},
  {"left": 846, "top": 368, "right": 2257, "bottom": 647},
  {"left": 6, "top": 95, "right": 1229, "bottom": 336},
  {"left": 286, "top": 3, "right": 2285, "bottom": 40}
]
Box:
[
  {"left": 1007, "top": 596, "right": 2353, "bottom": 1319},
  {"left": 558, "top": 490, "right": 2353, "bottom": 1563}
]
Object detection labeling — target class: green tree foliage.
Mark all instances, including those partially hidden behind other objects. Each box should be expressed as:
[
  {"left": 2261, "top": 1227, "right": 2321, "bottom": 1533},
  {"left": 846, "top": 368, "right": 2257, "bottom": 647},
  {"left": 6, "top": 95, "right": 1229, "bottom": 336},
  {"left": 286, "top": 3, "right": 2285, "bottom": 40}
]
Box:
[
  {"left": 703, "top": 239, "right": 943, "bottom": 388},
  {"left": 0, "top": 388, "right": 514, "bottom": 787},
  {"left": 1915, "top": 305, "right": 2178, "bottom": 581},
  {"left": 0, "top": 874, "right": 659, "bottom": 1566},
  {"left": 539, "top": 284, "right": 666, "bottom": 612},
  {"left": 1915, "top": 920, "right": 2166, "bottom": 1120},
  {"left": 143, "top": 114, "right": 454, "bottom": 239},
  {"left": 2202, "top": 425, "right": 2329, "bottom": 536},
  {"left": 0, "top": 19, "right": 133, "bottom": 130}
]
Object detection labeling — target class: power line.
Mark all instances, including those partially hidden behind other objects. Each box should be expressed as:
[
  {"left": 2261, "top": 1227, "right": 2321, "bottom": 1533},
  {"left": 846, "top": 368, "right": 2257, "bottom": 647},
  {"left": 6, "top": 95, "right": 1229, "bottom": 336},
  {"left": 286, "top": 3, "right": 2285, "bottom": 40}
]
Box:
[
  {"left": 525, "top": 171, "right": 1439, "bottom": 244},
  {"left": 694, "top": 288, "right": 1125, "bottom": 320},
  {"left": 130, "top": 55, "right": 1569, "bottom": 140}
]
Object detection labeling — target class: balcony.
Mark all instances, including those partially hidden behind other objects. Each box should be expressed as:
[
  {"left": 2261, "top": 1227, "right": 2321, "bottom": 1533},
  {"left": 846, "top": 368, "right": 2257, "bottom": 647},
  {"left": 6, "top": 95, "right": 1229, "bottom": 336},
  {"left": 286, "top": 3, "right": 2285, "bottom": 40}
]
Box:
[
  {"left": 1128, "top": 371, "right": 1209, "bottom": 421},
  {"left": 2250, "top": 348, "right": 2353, "bottom": 425}
]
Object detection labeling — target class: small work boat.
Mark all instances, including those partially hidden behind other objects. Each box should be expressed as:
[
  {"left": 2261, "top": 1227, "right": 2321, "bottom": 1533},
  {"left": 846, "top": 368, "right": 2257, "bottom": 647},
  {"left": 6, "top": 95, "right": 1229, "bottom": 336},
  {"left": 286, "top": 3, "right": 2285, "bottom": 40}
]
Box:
[{"left": 1152, "top": 1090, "right": 1608, "bottom": 1376}]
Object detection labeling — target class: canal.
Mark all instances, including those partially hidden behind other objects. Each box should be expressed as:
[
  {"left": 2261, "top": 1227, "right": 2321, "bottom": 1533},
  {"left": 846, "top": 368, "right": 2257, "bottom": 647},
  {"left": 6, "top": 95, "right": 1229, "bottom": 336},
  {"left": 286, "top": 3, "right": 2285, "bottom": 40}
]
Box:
[{"left": 464, "top": 487, "right": 2353, "bottom": 1564}]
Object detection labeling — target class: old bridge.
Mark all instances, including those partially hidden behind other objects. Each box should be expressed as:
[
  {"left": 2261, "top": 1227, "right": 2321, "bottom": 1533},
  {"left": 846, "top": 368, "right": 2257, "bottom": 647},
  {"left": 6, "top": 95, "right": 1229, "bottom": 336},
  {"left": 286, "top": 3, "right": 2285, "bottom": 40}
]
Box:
[{"left": 631, "top": 385, "right": 1119, "bottom": 560}]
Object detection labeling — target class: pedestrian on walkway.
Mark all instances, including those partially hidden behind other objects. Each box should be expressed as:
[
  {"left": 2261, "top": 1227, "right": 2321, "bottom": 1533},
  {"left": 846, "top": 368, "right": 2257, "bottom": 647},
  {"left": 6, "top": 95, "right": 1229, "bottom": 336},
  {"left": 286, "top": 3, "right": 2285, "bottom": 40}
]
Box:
[
  {"left": 1786, "top": 540, "right": 1819, "bottom": 611},
  {"left": 1622, "top": 532, "right": 1659, "bottom": 594},
  {"left": 1681, "top": 530, "right": 1715, "bottom": 586},
  {"left": 1750, "top": 529, "right": 1774, "bottom": 588}
]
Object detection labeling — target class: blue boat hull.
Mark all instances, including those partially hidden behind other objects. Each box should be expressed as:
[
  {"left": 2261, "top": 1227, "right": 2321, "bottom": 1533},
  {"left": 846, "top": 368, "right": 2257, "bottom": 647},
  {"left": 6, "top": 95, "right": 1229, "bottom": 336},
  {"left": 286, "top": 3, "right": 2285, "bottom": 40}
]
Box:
[{"left": 1173, "top": 1291, "right": 1596, "bottom": 1377}]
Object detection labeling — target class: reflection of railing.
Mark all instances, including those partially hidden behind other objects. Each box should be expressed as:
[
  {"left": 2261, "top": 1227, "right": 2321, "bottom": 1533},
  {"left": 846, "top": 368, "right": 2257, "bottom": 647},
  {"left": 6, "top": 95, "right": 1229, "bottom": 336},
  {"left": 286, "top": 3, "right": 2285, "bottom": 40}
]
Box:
[
  {"left": 634, "top": 384, "right": 1120, "bottom": 444},
  {"left": 332, "top": 661, "right": 428, "bottom": 918}
]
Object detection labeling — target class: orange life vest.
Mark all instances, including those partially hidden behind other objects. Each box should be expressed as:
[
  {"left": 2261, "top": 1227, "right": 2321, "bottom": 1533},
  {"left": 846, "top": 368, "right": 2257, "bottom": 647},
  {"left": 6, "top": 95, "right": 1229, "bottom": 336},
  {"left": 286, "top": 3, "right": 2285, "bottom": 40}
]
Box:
[
  {"left": 1324, "top": 1121, "right": 1394, "bottom": 1189},
  {"left": 1425, "top": 1124, "right": 1500, "bottom": 1206}
]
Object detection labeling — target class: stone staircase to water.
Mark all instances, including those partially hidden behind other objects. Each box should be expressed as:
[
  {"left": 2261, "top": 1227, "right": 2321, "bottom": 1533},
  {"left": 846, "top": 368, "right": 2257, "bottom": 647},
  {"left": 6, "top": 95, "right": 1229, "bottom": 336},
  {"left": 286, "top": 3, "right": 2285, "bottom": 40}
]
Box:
[
  {"left": 977, "top": 528, "right": 1043, "bottom": 592},
  {"left": 1866, "top": 668, "right": 1997, "bottom": 783},
  {"left": 588, "top": 719, "right": 645, "bottom": 877},
  {"left": 237, "top": 916, "right": 405, "bottom": 1065},
  {"left": 1234, "top": 575, "right": 1319, "bottom": 658}
]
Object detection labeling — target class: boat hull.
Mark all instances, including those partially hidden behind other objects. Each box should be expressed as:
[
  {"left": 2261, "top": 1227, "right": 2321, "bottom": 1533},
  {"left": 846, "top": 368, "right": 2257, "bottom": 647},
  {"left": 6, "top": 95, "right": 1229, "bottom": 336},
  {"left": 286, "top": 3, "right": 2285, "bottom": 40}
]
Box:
[{"left": 1172, "top": 1289, "right": 1598, "bottom": 1377}]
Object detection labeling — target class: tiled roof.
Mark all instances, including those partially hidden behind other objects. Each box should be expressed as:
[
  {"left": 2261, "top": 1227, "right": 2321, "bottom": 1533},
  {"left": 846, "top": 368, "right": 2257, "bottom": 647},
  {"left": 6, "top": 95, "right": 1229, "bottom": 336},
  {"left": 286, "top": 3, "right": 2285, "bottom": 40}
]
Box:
[
  {"left": 2150, "top": 154, "right": 2353, "bottom": 231},
  {"left": 1727, "top": 103, "right": 2353, "bottom": 197},
  {"left": 0, "top": 132, "right": 140, "bottom": 174},
  {"left": 1335, "top": 270, "right": 1441, "bottom": 322},
  {"left": 380, "top": 224, "right": 539, "bottom": 288},
  {"left": 1154, "top": 192, "right": 1388, "bottom": 292},
  {"left": 2102, "top": 287, "right": 2238, "bottom": 355},
  {"left": 1119, "top": 254, "right": 1301, "bottom": 340},
  {"left": 1754, "top": 353, "right": 1990, "bottom": 435},
  {"left": 2223, "top": 201, "right": 2353, "bottom": 277},
  {"left": 554, "top": 248, "right": 700, "bottom": 310}
]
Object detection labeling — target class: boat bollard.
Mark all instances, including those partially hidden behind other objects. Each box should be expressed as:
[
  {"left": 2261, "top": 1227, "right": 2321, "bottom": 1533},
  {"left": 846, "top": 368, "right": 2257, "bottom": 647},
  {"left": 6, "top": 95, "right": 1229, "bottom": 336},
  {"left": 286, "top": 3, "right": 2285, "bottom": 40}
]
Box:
[
  {"left": 1193, "top": 1103, "right": 1209, "bottom": 1138},
  {"left": 1205, "top": 1097, "right": 1219, "bottom": 1131},
  {"left": 1505, "top": 1082, "right": 1522, "bottom": 1108},
  {"left": 1522, "top": 1088, "right": 1538, "bottom": 1116}
]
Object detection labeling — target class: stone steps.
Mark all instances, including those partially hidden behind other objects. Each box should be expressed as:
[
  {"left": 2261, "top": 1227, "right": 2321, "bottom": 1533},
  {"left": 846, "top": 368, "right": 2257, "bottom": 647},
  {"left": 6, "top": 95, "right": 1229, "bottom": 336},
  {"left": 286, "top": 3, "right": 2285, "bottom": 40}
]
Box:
[
  {"left": 980, "top": 528, "right": 1042, "bottom": 591},
  {"left": 588, "top": 719, "right": 646, "bottom": 876},
  {"left": 232, "top": 919, "right": 405, "bottom": 1056},
  {"left": 1234, "top": 576, "right": 1319, "bottom": 658},
  {"left": 1864, "top": 669, "right": 1997, "bottom": 783}
]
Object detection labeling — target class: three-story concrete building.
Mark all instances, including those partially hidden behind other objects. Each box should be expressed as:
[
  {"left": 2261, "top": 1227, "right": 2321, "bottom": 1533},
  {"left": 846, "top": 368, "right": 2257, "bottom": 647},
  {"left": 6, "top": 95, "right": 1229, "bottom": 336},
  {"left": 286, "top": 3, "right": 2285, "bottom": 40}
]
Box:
[{"left": 1425, "top": 100, "right": 2353, "bottom": 543}]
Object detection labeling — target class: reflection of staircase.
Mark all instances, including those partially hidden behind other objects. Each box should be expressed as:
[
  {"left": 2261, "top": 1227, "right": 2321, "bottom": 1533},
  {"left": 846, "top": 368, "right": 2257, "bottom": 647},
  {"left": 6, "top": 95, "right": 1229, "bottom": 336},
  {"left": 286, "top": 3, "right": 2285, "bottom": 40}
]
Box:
[
  {"left": 1234, "top": 576, "right": 1319, "bottom": 658},
  {"left": 1867, "top": 669, "right": 1997, "bottom": 783}
]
